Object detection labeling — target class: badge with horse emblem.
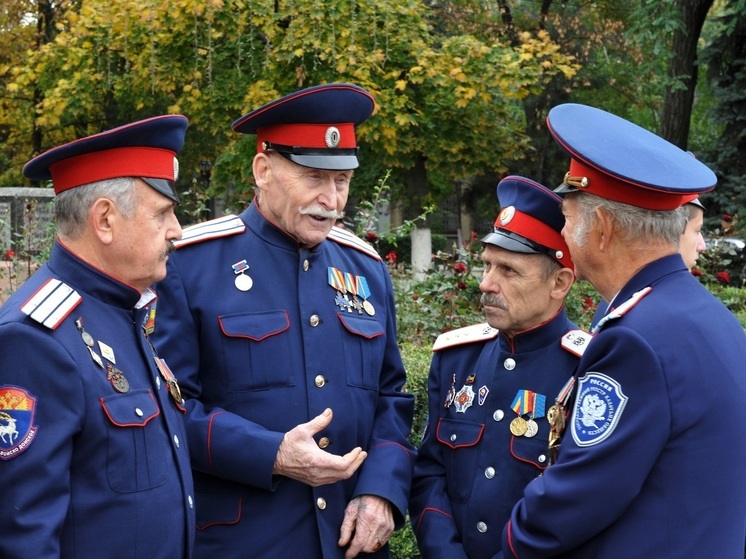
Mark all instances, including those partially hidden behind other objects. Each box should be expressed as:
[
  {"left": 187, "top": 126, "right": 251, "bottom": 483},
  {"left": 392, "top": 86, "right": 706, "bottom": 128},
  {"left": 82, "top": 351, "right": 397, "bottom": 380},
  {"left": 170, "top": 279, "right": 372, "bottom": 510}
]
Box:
[
  {"left": 571, "top": 372, "right": 628, "bottom": 447},
  {"left": 0, "top": 386, "right": 39, "bottom": 460}
]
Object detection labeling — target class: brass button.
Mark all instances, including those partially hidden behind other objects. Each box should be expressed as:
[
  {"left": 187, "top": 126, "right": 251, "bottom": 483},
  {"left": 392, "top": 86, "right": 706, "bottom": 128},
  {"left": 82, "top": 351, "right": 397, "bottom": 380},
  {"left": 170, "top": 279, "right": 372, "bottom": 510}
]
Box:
[
  {"left": 310, "top": 315, "right": 320, "bottom": 327},
  {"left": 315, "top": 375, "right": 326, "bottom": 388},
  {"left": 318, "top": 437, "right": 330, "bottom": 449},
  {"left": 317, "top": 497, "right": 327, "bottom": 510}
]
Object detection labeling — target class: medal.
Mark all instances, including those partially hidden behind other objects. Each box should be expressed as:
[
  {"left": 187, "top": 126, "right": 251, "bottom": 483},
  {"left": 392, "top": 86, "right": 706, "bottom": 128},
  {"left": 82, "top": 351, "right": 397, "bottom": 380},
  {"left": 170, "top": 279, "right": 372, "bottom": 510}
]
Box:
[
  {"left": 358, "top": 275, "right": 376, "bottom": 316},
  {"left": 478, "top": 385, "right": 489, "bottom": 406},
  {"left": 524, "top": 419, "right": 539, "bottom": 438},
  {"left": 454, "top": 374, "right": 476, "bottom": 413},
  {"left": 444, "top": 374, "right": 456, "bottom": 408},
  {"left": 232, "top": 259, "right": 253, "bottom": 292},
  {"left": 106, "top": 363, "right": 130, "bottom": 393},
  {"left": 362, "top": 300, "right": 376, "bottom": 316},
  {"left": 76, "top": 318, "right": 103, "bottom": 368},
  {"left": 234, "top": 273, "right": 253, "bottom": 292},
  {"left": 155, "top": 357, "right": 184, "bottom": 405},
  {"left": 510, "top": 416, "right": 528, "bottom": 436}
]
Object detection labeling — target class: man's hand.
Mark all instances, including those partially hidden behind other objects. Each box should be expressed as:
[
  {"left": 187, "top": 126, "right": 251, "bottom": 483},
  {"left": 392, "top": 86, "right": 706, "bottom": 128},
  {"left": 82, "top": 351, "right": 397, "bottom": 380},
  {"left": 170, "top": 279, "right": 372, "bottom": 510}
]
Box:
[
  {"left": 338, "top": 495, "right": 394, "bottom": 558},
  {"left": 273, "top": 408, "right": 367, "bottom": 486}
]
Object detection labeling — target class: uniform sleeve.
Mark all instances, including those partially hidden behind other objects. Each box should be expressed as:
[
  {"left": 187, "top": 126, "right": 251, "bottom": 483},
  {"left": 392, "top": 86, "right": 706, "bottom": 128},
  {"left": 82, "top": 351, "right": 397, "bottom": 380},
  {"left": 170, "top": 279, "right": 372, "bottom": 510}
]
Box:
[
  {"left": 409, "top": 351, "right": 469, "bottom": 559},
  {"left": 153, "top": 261, "right": 284, "bottom": 490},
  {"left": 0, "top": 323, "right": 84, "bottom": 559},
  {"left": 350, "top": 261, "right": 416, "bottom": 526},
  {"left": 502, "top": 327, "right": 670, "bottom": 557}
]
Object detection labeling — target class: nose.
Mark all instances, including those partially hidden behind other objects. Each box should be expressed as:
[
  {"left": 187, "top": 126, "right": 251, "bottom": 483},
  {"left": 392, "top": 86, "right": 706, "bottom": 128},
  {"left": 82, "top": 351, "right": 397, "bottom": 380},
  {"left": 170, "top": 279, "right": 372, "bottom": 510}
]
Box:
[
  {"left": 479, "top": 269, "right": 498, "bottom": 295},
  {"left": 167, "top": 212, "right": 183, "bottom": 241},
  {"left": 696, "top": 232, "right": 706, "bottom": 253},
  {"left": 317, "top": 175, "right": 340, "bottom": 210}
]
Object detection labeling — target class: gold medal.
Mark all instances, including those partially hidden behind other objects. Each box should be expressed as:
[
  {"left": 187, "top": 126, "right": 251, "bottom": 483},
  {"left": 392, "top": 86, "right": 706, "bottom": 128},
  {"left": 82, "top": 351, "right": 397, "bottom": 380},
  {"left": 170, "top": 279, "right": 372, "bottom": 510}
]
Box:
[
  {"left": 510, "top": 416, "right": 528, "bottom": 436},
  {"left": 363, "top": 300, "right": 375, "bottom": 316}
]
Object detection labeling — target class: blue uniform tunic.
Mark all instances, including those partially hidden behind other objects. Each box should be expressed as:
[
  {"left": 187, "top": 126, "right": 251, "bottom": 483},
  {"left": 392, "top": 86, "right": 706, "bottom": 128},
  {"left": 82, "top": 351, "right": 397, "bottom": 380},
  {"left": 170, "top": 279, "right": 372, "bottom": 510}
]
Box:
[
  {"left": 502, "top": 255, "right": 746, "bottom": 558},
  {"left": 152, "top": 201, "right": 415, "bottom": 558},
  {"left": 0, "top": 241, "right": 195, "bottom": 558},
  {"left": 410, "top": 310, "right": 582, "bottom": 559}
]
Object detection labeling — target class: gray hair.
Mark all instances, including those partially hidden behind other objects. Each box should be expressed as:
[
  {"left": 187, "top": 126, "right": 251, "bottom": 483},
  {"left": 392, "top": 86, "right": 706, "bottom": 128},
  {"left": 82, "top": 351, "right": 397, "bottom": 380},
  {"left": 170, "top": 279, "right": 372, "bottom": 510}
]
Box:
[
  {"left": 55, "top": 177, "right": 140, "bottom": 239},
  {"left": 569, "top": 192, "right": 687, "bottom": 248}
]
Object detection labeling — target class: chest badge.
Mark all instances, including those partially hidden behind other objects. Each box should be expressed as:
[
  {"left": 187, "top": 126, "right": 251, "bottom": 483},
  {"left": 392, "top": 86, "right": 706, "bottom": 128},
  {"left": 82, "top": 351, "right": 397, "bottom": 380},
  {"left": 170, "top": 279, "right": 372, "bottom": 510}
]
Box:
[
  {"left": 232, "top": 259, "right": 253, "bottom": 292},
  {"left": 454, "top": 374, "right": 476, "bottom": 413}
]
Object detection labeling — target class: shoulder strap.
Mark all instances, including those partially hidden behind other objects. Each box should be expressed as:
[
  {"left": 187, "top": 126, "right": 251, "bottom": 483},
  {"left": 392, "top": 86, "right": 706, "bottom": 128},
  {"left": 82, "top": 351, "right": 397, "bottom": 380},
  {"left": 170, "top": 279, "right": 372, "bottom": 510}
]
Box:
[
  {"left": 433, "top": 323, "right": 499, "bottom": 351},
  {"left": 327, "top": 227, "right": 381, "bottom": 261},
  {"left": 21, "top": 278, "right": 82, "bottom": 330},
  {"left": 175, "top": 214, "right": 246, "bottom": 249}
]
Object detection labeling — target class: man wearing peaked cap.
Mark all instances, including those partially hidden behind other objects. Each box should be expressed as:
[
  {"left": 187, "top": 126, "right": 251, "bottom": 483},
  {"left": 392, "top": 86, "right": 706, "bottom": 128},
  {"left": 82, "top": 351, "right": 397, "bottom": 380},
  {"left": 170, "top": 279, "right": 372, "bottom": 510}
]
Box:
[
  {"left": 151, "top": 84, "right": 415, "bottom": 558},
  {"left": 500, "top": 105, "right": 746, "bottom": 559},
  {"left": 410, "top": 176, "right": 586, "bottom": 559},
  {"left": 0, "top": 115, "right": 195, "bottom": 558}
]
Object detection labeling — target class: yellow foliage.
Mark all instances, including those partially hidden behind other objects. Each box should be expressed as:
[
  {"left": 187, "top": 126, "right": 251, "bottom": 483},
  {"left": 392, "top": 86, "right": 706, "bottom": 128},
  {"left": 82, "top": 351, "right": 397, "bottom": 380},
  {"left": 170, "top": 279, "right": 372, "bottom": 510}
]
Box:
[{"left": 395, "top": 80, "right": 407, "bottom": 91}]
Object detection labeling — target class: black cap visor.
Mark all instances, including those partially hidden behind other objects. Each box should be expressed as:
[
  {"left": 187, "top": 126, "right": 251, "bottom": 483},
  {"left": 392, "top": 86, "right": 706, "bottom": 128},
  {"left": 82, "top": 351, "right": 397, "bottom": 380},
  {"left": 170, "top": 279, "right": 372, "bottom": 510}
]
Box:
[
  {"left": 142, "top": 177, "right": 179, "bottom": 203},
  {"left": 482, "top": 228, "right": 552, "bottom": 257},
  {"left": 267, "top": 142, "right": 360, "bottom": 171}
]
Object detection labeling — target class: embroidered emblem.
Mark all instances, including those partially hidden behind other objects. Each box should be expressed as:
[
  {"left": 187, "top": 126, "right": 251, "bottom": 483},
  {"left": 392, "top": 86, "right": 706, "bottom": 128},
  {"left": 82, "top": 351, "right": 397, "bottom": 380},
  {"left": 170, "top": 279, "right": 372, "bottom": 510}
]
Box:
[
  {"left": 0, "top": 386, "right": 39, "bottom": 460},
  {"left": 571, "top": 372, "right": 627, "bottom": 447}
]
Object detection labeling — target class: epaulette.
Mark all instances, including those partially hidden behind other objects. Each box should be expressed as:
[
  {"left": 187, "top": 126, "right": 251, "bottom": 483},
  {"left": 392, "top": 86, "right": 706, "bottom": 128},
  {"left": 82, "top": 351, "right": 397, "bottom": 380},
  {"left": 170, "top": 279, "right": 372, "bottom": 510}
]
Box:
[
  {"left": 21, "top": 278, "right": 82, "bottom": 330},
  {"left": 560, "top": 329, "right": 593, "bottom": 358},
  {"left": 432, "top": 323, "right": 499, "bottom": 352},
  {"left": 328, "top": 227, "right": 381, "bottom": 261},
  {"left": 591, "top": 286, "right": 652, "bottom": 334},
  {"left": 175, "top": 214, "right": 246, "bottom": 249}
]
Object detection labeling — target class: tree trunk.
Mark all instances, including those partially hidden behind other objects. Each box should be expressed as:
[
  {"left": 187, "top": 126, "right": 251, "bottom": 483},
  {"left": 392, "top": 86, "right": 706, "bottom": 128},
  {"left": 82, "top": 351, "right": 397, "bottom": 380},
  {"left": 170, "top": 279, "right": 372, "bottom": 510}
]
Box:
[{"left": 659, "top": 0, "right": 714, "bottom": 149}]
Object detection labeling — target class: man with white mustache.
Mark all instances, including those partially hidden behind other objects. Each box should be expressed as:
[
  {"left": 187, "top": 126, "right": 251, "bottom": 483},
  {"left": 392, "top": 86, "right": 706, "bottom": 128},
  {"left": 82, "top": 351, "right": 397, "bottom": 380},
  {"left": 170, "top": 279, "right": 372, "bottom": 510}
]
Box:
[{"left": 152, "top": 84, "right": 415, "bottom": 559}]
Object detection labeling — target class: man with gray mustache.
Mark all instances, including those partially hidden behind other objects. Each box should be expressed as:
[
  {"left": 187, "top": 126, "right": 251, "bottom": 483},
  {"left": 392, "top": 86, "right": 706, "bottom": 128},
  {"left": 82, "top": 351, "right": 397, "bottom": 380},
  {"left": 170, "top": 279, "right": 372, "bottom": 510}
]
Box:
[
  {"left": 152, "top": 84, "right": 415, "bottom": 559},
  {"left": 410, "top": 176, "right": 586, "bottom": 559}
]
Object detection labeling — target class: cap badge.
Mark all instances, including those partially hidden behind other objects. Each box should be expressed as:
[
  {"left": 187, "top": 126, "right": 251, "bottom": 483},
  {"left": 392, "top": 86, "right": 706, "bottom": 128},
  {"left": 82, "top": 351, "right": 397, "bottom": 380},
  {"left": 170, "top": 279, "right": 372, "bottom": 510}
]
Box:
[
  {"left": 564, "top": 172, "right": 589, "bottom": 189},
  {"left": 324, "top": 126, "right": 341, "bottom": 148},
  {"left": 499, "top": 206, "right": 516, "bottom": 226},
  {"left": 555, "top": 250, "right": 564, "bottom": 260}
]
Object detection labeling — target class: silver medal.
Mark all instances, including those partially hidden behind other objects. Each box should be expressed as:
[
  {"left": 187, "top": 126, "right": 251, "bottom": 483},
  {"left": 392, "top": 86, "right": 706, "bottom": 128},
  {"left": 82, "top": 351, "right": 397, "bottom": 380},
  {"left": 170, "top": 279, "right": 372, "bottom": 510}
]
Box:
[{"left": 235, "top": 273, "right": 253, "bottom": 292}]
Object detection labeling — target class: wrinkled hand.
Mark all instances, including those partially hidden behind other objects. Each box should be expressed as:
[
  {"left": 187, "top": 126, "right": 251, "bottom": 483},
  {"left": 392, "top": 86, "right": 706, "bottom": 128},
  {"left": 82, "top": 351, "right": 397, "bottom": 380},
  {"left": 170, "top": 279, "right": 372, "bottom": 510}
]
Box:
[
  {"left": 273, "top": 408, "right": 367, "bottom": 487},
  {"left": 338, "top": 495, "right": 394, "bottom": 558}
]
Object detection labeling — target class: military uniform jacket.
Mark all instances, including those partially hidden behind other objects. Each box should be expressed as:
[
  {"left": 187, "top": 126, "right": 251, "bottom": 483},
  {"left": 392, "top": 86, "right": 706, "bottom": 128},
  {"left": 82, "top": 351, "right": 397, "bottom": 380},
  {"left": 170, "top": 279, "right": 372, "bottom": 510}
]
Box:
[
  {"left": 410, "top": 310, "right": 582, "bottom": 559},
  {"left": 0, "top": 241, "right": 195, "bottom": 559},
  {"left": 151, "top": 201, "right": 415, "bottom": 558},
  {"left": 501, "top": 255, "right": 746, "bottom": 558}
]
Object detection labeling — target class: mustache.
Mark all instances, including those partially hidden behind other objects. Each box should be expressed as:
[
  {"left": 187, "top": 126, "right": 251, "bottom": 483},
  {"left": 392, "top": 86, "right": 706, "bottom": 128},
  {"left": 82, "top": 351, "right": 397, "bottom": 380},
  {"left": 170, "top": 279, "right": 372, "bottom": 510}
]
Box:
[
  {"left": 160, "top": 242, "right": 177, "bottom": 260},
  {"left": 480, "top": 293, "right": 508, "bottom": 309},
  {"left": 299, "top": 204, "right": 345, "bottom": 220}
]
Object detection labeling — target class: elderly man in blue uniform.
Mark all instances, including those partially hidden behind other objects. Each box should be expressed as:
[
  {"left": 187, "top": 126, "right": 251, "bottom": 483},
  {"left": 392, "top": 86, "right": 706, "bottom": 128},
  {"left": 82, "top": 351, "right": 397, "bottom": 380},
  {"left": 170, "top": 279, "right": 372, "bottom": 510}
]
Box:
[
  {"left": 500, "top": 104, "right": 746, "bottom": 558},
  {"left": 0, "top": 116, "right": 195, "bottom": 558},
  {"left": 151, "top": 83, "right": 415, "bottom": 558},
  {"left": 410, "top": 176, "right": 588, "bottom": 559}
]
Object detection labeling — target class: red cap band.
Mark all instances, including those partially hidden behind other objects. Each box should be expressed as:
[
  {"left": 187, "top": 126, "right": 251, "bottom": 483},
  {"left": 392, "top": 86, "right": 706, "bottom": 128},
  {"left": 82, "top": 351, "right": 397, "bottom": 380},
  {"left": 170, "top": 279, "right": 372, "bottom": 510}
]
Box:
[
  {"left": 567, "top": 159, "right": 697, "bottom": 211},
  {"left": 257, "top": 123, "right": 357, "bottom": 152},
  {"left": 49, "top": 146, "right": 177, "bottom": 194},
  {"left": 495, "top": 209, "right": 573, "bottom": 269}
]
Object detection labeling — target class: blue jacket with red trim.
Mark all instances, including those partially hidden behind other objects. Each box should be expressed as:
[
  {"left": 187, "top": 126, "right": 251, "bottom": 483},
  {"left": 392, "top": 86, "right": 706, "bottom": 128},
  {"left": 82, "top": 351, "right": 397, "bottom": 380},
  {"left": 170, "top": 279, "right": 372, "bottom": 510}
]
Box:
[
  {"left": 151, "top": 200, "right": 415, "bottom": 558},
  {"left": 501, "top": 255, "right": 746, "bottom": 558},
  {"left": 410, "top": 310, "right": 581, "bottom": 559},
  {"left": 0, "top": 241, "right": 195, "bottom": 558}
]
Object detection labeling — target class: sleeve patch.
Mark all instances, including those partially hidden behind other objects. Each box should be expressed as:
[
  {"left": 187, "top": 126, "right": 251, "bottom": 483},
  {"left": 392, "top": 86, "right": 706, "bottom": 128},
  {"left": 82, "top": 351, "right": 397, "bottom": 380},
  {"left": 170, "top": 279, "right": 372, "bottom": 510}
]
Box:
[
  {"left": 571, "top": 372, "right": 627, "bottom": 447},
  {"left": 0, "top": 386, "right": 39, "bottom": 460}
]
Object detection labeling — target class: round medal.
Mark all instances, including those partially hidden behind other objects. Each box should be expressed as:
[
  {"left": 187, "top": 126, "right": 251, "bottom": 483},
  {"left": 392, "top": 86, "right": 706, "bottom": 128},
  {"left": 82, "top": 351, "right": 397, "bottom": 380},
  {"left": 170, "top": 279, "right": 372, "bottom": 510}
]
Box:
[
  {"left": 524, "top": 419, "right": 539, "bottom": 438},
  {"left": 81, "top": 331, "right": 94, "bottom": 347},
  {"left": 110, "top": 373, "right": 130, "bottom": 394},
  {"left": 363, "top": 300, "right": 375, "bottom": 316},
  {"left": 235, "top": 274, "right": 253, "bottom": 292},
  {"left": 509, "top": 416, "right": 528, "bottom": 436}
]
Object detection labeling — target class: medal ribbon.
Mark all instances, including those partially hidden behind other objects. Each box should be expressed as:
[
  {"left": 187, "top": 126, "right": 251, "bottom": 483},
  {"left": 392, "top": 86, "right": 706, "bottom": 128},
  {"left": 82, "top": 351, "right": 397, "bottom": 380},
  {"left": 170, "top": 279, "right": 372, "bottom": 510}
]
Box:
[
  {"left": 344, "top": 272, "right": 359, "bottom": 297},
  {"left": 328, "top": 267, "right": 346, "bottom": 292}
]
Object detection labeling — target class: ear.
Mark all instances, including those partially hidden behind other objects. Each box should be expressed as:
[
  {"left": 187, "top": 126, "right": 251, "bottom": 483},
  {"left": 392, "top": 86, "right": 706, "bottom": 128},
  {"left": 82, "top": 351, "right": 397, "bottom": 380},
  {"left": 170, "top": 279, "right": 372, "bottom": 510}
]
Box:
[
  {"left": 594, "top": 207, "right": 615, "bottom": 251},
  {"left": 89, "top": 198, "right": 116, "bottom": 245},
  {"left": 252, "top": 152, "right": 272, "bottom": 193},
  {"left": 550, "top": 267, "right": 575, "bottom": 300}
]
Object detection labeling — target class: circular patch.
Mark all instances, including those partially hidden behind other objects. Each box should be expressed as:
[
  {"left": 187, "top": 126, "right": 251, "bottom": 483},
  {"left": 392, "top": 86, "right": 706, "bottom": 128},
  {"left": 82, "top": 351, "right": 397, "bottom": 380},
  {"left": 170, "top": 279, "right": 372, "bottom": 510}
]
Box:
[
  {"left": 325, "top": 126, "right": 341, "bottom": 148},
  {"left": 499, "top": 206, "right": 515, "bottom": 226}
]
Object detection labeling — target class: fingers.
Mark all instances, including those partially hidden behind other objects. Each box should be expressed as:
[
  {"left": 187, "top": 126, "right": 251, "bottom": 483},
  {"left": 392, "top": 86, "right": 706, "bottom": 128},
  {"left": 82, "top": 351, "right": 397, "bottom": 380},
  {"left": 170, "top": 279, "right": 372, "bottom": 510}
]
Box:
[{"left": 339, "top": 496, "right": 394, "bottom": 558}]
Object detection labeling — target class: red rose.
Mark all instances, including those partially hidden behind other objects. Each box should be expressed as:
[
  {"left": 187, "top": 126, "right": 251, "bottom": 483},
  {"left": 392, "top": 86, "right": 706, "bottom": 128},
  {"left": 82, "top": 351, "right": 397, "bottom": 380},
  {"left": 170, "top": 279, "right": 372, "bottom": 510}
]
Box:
[
  {"left": 453, "top": 262, "right": 467, "bottom": 274},
  {"left": 457, "top": 281, "right": 467, "bottom": 290},
  {"left": 691, "top": 268, "right": 703, "bottom": 276},
  {"left": 365, "top": 231, "right": 379, "bottom": 242},
  {"left": 385, "top": 251, "right": 397, "bottom": 264},
  {"left": 3, "top": 249, "right": 15, "bottom": 260},
  {"left": 716, "top": 271, "right": 731, "bottom": 284},
  {"left": 412, "top": 294, "right": 419, "bottom": 301}
]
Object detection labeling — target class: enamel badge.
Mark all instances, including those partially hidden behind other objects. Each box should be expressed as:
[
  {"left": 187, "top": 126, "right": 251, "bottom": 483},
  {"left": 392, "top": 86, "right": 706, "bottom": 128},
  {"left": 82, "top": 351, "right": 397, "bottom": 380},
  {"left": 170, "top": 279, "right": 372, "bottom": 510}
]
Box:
[{"left": 571, "top": 372, "right": 627, "bottom": 447}]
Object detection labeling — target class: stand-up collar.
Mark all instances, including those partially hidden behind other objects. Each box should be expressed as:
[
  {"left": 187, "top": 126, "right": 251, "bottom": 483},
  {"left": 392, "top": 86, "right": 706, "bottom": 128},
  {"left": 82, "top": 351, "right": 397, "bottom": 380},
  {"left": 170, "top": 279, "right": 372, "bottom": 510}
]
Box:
[{"left": 498, "top": 307, "right": 573, "bottom": 354}]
